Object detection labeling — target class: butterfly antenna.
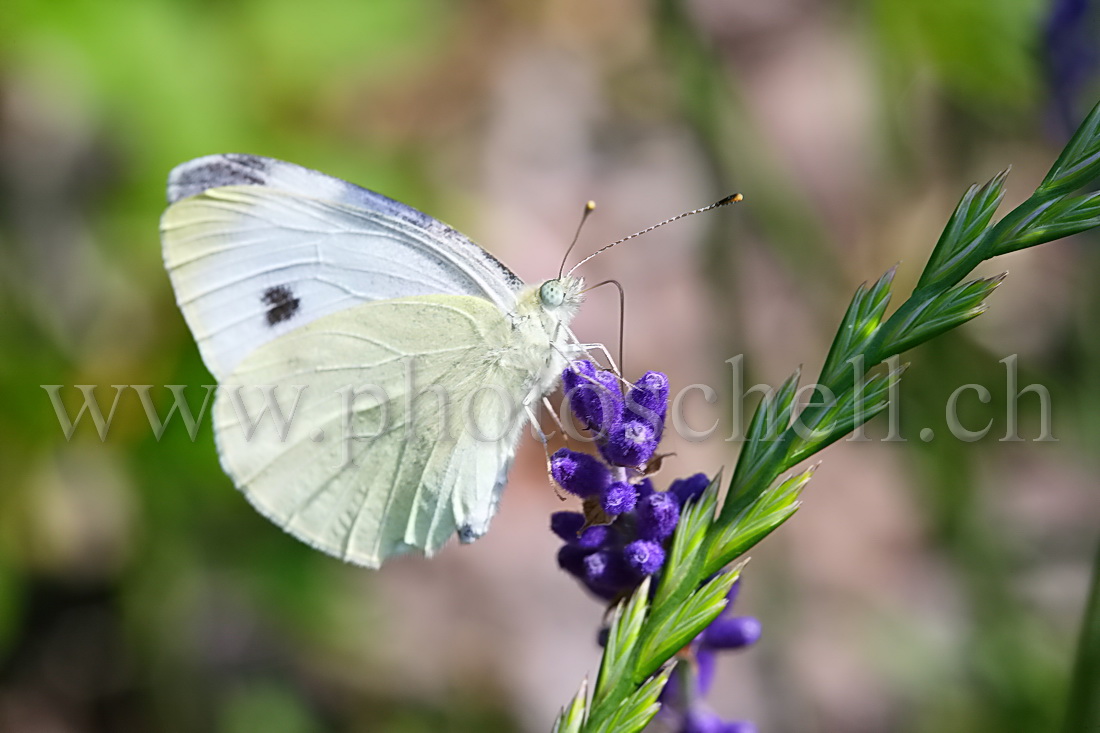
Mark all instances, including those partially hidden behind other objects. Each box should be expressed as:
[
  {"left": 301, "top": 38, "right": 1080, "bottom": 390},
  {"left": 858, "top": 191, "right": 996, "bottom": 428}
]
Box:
[
  {"left": 583, "top": 279, "right": 626, "bottom": 377},
  {"left": 559, "top": 200, "right": 597, "bottom": 279},
  {"left": 566, "top": 193, "right": 743, "bottom": 277}
]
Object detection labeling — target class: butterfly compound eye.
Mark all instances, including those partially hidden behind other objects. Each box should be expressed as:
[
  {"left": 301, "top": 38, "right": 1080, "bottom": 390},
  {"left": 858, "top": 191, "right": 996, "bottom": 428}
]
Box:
[{"left": 540, "top": 279, "right": 566, "bottom": 307}]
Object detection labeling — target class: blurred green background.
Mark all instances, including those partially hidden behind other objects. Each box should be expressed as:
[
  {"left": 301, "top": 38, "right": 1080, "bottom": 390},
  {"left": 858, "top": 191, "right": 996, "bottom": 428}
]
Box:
[{"left": 1, "top": 0, "right": 1098, "bottom": 731}]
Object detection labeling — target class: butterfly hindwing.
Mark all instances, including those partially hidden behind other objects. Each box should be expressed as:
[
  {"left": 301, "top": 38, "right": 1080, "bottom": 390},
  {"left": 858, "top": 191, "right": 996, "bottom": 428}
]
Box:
[{"left": 211, "top": 294, "right": 531, "bottom": 567}]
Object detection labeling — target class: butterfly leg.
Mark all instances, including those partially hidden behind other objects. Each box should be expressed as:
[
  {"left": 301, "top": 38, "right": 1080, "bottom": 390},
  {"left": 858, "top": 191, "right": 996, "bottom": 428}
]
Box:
[
  {"left": 561, "top": 332, "right": 635, "bottom": 391},
  {"left": 524, "top": 402, "right": 568, "bottom": 500},
  {"left": 561, "top": 341, "right": 639, "bottom": 396},
  {"left": 562, "top": 330, "right": 620, "bottom": 375},
  {"left": 542, "top": 395, "right": 576, "bottom": 445},
  {"left": 552, "top": 324, "right": 626, "bottom": 393}
]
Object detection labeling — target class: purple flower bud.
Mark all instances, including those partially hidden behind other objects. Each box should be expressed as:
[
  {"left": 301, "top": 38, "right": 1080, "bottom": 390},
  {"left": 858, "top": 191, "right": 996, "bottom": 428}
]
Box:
[
  {"left": 596, "top": 626, "right": 610, "bottom": 647},
  {"left": 583, "top": 550, "right": 631, "bottom": 594},
  {"left": 550, "top": 511, "right": 585, "bottom": 541},
  {"left": 551, "top": 448, "right": 610, "bottom": 497},
  {"left": 561, "top": 359, "right": 596, "bottom": 394},
  {"left": 582, "top": 581, "right": 619, "bottom": 602},
  {"left": 702, "top": 616, "right": 762, "bottom": 650},
  {"left": 696, "top": 648, "right": 716, "bottom": 696},
  {"left": 594, "top": 371, "right": 624, "bottom": 421},
  {"left": 626, "top": 370, "right": 669, "bottom": 432},
  {"left": 636, "top": 491, "right": 680, "bottom": 541},
  {"left": 635, "top": 478, "right": 655, "bottom": 500},
  {"left": 600, "top": 420, "right": 658, "bottom": 467},
  {"left": 576, "top": 524, "right": 612, "bottom": 550},
  {"left": 557, "top": 544, "right": 590, "bottom": 578},
  {"left": 623, "top": 539, "right": 666, "bottom": 576},
  {"left": 719, "top": 722, "right": 757, "bottom": 733},
  {"left": 670, "top": 473, "right": 710, "bottom": 506},
  {"left": 661, "top": 648, "right": 715, "bottom": 708},
  {"left": 726, "top": 579, "right": 742, "bottom": 607},
  {"left": 583, "top": 550, "right": 613, "bottom": 584},
  {"left": 682, "top": 709, "right": 724, "bottom": 733},
  {"left": 562, "top": 361, "right": 623, "bottom": 434},
  {"left": 602, "top": 481, "right": 638, "bottom": 515}
]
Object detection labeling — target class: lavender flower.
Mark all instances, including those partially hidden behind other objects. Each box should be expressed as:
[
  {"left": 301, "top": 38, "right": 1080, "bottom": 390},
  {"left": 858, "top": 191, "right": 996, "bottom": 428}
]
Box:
[
  {"left": 557, "top": 544, "right": 589, "bottom": 577},
  {"left": 550, "top": 363, "right": 685, "bottom": 598},
  {"left": 703, "top": 615, "right": 762, "bottom": 649},
  {"left": 550, "top": 511, "right": 585, "bottom": 541},
  {"left": 549, "top": 361, "right": 760, "bottom": 731},
  {"left": 1045, "top": 0, "right": 1099, "bottom": 134},
  {"left": 601, "top": 419, "right": 659, "bottom": 467},
  {"left": 582, "top": 550, "right": 632, "bottom": 600},
  {"left": 576, "top": 524, "right": 611, "bottom": 550},
  {"left": 550, "top": 448, "right": 610, "bottom": 497},
  {"left": 681, "top": 711, "right": 757, "bottom": 733},
  {"left": 602, "top": 481, "right": 638, "bottom": 515},
  {"left": 562, "top": 360, "right": 623, "bottom": 435},
  {"left": 636, "top": 490, "right": 680, "bottom": 541},
  {"left": 626, "top": 370, "right": 669, "bottom": 433},
  {"left": 623, "top": 539, "right": 665, "bottom": 576},
  {"left": 671, "top": 473, "right": 710, "bottom": 505}
]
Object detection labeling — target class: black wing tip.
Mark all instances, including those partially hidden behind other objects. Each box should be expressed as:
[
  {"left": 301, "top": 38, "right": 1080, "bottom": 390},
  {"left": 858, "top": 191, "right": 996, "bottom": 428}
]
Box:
[{"left": 166, "top": 153, "right": 273, "bottom": 203}]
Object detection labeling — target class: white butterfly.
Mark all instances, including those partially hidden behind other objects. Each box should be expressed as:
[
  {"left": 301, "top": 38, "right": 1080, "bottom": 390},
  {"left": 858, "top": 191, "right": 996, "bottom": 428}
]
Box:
[{"left": 160, "top": 154, "right": 588, "bottom": 568}]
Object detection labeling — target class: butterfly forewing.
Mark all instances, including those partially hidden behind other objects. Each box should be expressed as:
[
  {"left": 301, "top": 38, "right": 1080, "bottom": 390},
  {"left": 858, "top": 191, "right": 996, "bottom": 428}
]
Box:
[{"left": 161, "top": 154, "right": 521, "bottom": 380}]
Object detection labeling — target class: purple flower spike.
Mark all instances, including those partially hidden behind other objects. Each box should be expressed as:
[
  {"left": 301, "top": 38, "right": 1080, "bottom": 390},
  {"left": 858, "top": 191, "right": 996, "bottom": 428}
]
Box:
[
  {"left": 702, "top": 616, "right": 762, "bottom": 650},
  {"left": 602, "top": 481, "right": 638, "bottom": 515},
  {"left": 550, "top": 362, "right": 758, "bottom": 732},
  {"left": 551, "top": 448, "right": 610, "bottom": 497},
  {"left": 562, "top": 361, "right": 622, "bottom": 433},
  {"left": 576, "top": 524, "right": 612, "bottom": 550},
  {"left": 626, "top": 370, "right": 669, "bottom": 428},
  {"left": 550, "top": 511, "right": 585, "bottom": 541},
  {"left": 682, "top": 709, "right": 724, "bottom": 733},
  {"left": 623, "top": 539, "right": 666, "bottom": 576},
  {"left": 671, "top": 473, "right": 710, "bottom": 506},
  {"left": 601, "top": 420, "right": 659, "bottom": 467},
  {"left": 636, "top": 491, "right": 680, "bottom": 541}
]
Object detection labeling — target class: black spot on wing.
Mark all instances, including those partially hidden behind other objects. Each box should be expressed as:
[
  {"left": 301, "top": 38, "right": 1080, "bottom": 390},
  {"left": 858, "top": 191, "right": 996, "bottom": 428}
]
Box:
[
  {"left": 166, "top": 154, "right": 270, "bottom": 203},
  {"left": 262, "top": 285, "right": 300, "bottom": 326}
]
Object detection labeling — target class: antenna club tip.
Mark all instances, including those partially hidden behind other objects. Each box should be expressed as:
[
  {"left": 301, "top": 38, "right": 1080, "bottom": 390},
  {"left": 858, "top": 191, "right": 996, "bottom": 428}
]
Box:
[
  {"left": 718, "top": 193, "right": 743, "bottom": 205},
  {"left": 586, "top": 200, "right": 596, "bottom": 211}
]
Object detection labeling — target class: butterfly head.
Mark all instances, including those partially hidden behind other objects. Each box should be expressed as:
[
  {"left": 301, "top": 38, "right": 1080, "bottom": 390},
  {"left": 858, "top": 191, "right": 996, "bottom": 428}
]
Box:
[{"left": 538, "top": 275, "right": 584, "bottom": 310}]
